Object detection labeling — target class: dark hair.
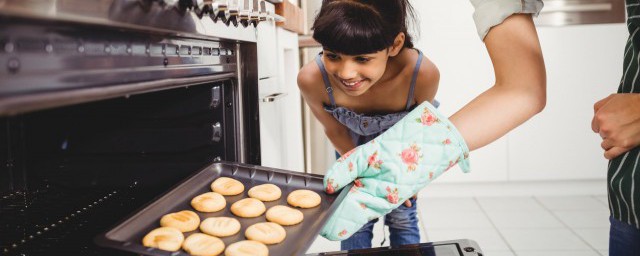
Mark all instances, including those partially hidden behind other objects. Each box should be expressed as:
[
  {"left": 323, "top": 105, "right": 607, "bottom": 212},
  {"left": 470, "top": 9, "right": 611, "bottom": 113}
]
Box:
[{"left": 311, "top": 0, "right": 418, "bottom": 55}]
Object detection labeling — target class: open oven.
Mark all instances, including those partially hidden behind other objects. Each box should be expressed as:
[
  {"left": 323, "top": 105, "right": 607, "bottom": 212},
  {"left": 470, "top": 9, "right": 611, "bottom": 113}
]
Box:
[{"left": 0, "top": 0, "right": 262, "bottom": 254}]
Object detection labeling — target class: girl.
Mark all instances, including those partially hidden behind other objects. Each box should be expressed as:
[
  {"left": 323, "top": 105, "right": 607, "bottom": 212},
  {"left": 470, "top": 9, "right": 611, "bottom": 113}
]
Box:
[{"left": 298, "top": 0, "right": 546, "bottom": 251}]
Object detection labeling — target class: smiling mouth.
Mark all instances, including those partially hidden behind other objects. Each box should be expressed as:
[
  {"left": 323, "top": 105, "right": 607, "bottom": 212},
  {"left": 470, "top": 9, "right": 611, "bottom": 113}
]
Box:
[{"left": 340, "top": 79, "right": 365, "bottom": 89}]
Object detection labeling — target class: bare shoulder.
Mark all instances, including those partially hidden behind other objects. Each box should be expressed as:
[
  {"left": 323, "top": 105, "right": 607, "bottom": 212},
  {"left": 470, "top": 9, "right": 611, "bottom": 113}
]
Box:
[
  {"left": 413, "top": 51, "right": 440, "bottom": 104},
  {"left": 297, "top": 59, "right": 326, "bottom": 104}
]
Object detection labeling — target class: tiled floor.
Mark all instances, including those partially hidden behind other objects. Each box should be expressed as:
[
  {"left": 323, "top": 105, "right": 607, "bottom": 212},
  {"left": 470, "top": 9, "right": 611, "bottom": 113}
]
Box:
[{"left": 306, "top": 195, "right": 610, "bottom": 255}]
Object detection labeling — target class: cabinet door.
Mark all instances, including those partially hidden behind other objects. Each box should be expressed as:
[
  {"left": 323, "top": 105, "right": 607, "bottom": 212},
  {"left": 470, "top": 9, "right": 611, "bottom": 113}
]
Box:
[{"left": 257, "top": 14, "right": 277, "bottom": 79}]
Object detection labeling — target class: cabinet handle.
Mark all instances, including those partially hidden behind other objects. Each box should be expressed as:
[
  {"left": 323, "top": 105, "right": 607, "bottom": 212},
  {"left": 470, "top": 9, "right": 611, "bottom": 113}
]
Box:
[{"left": 261, "top": 92, "right": 287, "bottom": 102}]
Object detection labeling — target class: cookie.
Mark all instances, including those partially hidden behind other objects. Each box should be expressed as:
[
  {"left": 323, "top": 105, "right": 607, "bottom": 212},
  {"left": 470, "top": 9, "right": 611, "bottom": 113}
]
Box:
[
  {"left": 287, "top": 189, "right": 321, "bottom": 208},
  {"left": 230, "top": 198, "right": 266, "bottom": 218},
  {"left": 142, "top": 227, "right": 184, "bottom": 252},
  {"left": 245, "top": 222, "right": 286, "bottom": 245},
  {"left": 265, "top": 205, "right": 304, "bottom": 226},
  {"left": 247, "top": 184, "right": 282, "bottom": 202},
  {"left": 211, "top": 177, "right": 244, "bottom": 196},
  {"left": 224, "top": 240, "right": 269, "bottom": 256},
  {"left": 191, "top": 192, "right": 226, "bottom": 213},
  {"left": 160, "top": 210, "right": 200, "bottom": 232},
  {"left": 182, "top": 233, "right": 225, "bottom": 256},
  {"left": 200, "top": 217, "right": 241, "bottom": 237}
]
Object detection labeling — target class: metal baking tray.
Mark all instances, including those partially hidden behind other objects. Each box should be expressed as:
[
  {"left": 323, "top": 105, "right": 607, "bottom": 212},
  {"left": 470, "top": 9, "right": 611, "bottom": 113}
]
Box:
[{"left": 95, "top": 161, "right": 350, "bottom": 255}]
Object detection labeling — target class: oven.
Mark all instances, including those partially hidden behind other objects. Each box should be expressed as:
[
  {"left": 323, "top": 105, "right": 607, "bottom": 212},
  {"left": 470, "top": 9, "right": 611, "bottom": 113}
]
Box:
[{"left": 0, "top": 0, "right": 264, "bottom": 254}]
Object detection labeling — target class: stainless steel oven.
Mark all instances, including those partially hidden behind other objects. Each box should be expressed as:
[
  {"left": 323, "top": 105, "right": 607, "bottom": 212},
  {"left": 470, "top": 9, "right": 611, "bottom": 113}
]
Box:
[{"left": 0, "top": 0, "right": 266, "bottom": 254}]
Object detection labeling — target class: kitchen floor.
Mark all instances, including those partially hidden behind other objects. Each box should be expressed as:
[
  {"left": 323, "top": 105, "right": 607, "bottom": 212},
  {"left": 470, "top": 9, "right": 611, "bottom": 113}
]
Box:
[{"left": 306, "top": 194, "right": 610, "bottom": 255}]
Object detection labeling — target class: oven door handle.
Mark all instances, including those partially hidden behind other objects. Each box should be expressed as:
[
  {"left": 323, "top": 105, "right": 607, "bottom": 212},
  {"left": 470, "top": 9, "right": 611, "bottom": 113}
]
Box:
[{"left": 261, "top": 92, "right": 287, "bottom": 102}]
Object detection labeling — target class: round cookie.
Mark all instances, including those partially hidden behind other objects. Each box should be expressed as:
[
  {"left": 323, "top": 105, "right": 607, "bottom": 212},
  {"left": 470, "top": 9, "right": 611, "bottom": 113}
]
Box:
[
  {"left": 211, "top": 177, "right": 244, "bottom": 196},
  {"left": 265, "top": 205, "right": 303, "bottom": 226},
  {"left": 191, "top": 192, "right": 226, "bottom": 213},
  {"left": 245, "top": 222, "right": 286, "bottom": 245},
  {"left": 230, "top": 198, "right": 266, "bottom": 218},
  {"left": 182, "top": 233, "right": 225, "bottom": 256},
  {"left": 225, "top": 240, "right": 269, "bottom": 256},
  {"left": 200, "top": 217, "right": 241, "bottom": 237},
  {"left": 247, "top": 184, "right": 282, "bottom": 202},
  {"left": 160, "top": 210, "right": 200, "bottom": 232},
  {"left": 142, "top": 227, "right": 184, "bottom": 252},
  {"left": 287, "top": 189, "right": 321, "bottom": 208}
]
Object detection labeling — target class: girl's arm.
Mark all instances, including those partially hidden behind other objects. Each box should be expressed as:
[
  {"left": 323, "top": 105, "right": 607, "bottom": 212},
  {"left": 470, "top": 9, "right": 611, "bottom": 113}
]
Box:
[
  {"left": 449, "top": 13, "right": 546, "bottom": 151},
  {"left": 297, "top": 65, "right": 356, "bottom": 155}
]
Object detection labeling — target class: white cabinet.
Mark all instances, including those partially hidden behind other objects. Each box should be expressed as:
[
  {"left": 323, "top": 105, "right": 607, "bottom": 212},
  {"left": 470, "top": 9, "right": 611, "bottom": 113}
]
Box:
[
  {"left": 256, "top": 5, "right": 305, "bottom": 172},
  {"left": 411, "top": 0, "right": 626, "bottom": 182}
]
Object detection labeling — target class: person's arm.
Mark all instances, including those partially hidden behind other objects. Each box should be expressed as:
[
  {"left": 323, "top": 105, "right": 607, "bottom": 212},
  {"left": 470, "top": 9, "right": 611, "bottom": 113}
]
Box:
[
  {"left": 592, "top": 93, "right": 640, "bottom": 159},
  {"left": 450, "top": 13, "right": 546, "bottom": 151},
  {"left": 297, "top": 64, "right": 356, "bottom": 155}
]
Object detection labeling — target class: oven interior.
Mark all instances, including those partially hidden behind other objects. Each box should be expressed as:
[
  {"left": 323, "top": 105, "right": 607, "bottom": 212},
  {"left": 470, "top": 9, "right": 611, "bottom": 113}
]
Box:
[{"left": 0, "top": 81, "right": 238, "bottom": 255}]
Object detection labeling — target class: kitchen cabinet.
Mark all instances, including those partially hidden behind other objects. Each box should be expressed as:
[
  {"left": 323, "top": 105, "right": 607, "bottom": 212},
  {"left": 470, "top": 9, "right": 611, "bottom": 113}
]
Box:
[{"left": 257, "top": 2, "right": 304, "bottom": 172}]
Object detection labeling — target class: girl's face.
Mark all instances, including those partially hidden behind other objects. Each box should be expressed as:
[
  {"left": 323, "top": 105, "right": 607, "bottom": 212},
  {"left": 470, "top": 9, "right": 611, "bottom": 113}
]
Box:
[{"left": 322, "top": 49, "right": 391, "bottom": 97}]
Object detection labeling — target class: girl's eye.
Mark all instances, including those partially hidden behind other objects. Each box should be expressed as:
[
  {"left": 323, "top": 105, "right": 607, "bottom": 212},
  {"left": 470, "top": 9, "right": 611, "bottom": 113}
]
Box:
[
  {"left": 355, "top": 57, "right": 370, "bottom": 63},
  {"left": 325, "top": 53, "right": 339, "bottom": 60}
]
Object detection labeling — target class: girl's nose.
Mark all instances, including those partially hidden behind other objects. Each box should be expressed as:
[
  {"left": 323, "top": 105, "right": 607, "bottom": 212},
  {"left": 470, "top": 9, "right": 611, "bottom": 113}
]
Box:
[{"left": 337, "top": 63, "right": 358, "bottom": 80}]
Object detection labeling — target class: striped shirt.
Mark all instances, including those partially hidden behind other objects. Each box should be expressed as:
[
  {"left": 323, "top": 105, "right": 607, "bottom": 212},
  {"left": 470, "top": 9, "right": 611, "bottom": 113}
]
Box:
[{"left": 608, "top": 0, "right": 640, "bottom": 230}]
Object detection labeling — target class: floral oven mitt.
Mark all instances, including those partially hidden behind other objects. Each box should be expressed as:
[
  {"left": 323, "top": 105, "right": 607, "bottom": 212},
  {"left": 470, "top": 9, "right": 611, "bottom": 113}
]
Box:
[{"left": 321, "top": 101, "right": 471, "bottom": 241}]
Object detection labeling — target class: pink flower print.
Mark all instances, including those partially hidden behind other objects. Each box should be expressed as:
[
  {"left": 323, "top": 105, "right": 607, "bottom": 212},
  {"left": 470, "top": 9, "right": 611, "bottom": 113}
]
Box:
[
  {"left": 326, "top": 179, "right": 337, "bottom": 194},
  {"left": 349, "top": 186, "right": 357, "bottom": 193},
  {"left": 338, "top": 229, "right": 348, "bottom": 237},
  {"left": 443, "top": 138, "right": 451, "bottom": 145},
  {"left": 400, "top": 143, "right": 422, "bottom": 172},
  {"left": 348, "top": 162, "right": 354, "bottom": 172},
  {"left": 367, "top": 151, "right": 383, "bottom": 169},
  {"left": 337, "top": 148, "right": 356, "bottom": 162},
  {"left": 416, "top": 108, "right": 438, "bottom": 126},
  {"left": 385, "top": 186, "right": 399, "bottom": 204},
  {"left": 354, "top": 179, "right": 364, "bottom": 188},
  {"left": 429, "top": 172, "right": 434, "bottom": 180},
  {"left": 445, "top": 159, "right": 459, "bottom": 172},
  {"left": 360, "top": 203, "right": 367, "bottom": 209}
]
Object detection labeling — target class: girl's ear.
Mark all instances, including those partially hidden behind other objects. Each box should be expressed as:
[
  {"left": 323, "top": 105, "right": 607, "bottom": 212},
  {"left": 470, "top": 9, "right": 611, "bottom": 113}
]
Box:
[{"left": 388, "top": 32, "right": 405, "bottom": 57}]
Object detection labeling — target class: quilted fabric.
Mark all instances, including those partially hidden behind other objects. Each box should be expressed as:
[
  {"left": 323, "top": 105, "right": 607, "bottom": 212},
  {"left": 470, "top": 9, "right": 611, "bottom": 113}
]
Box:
[{"left": 320, "top": 101, "right": 471, "bottom": 241}]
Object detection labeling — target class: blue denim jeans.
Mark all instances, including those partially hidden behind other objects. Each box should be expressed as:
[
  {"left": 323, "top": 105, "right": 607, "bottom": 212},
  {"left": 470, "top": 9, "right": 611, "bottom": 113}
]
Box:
[
  {"left": 340, "top": 197, "right": 420, "bottom": 250},
  {"left": 609, "top": 216, "right": 640, "bottom": 256}
]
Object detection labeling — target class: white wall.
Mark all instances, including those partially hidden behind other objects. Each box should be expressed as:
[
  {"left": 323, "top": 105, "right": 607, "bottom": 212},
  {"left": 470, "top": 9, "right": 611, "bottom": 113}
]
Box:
[{"left": 410, "top": 0, "right": 628, "bottom": 182}]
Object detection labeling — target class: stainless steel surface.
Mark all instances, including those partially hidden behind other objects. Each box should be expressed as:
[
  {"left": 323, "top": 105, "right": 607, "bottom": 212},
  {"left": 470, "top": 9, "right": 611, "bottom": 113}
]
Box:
[
  {"left": 535, "top": 0, "right": 625, "bottom": 26},
  {"left": 261, "top": 92, "right": 288, "bottom": 102},
  {"left": 95, "top": 161, "right": 351, "bottom": 256}
]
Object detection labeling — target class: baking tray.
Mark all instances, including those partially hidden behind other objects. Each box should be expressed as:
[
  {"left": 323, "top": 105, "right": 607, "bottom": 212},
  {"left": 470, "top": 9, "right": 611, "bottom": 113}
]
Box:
[{"left": 95, "top": 161, "right": 351, "bottom": 256}]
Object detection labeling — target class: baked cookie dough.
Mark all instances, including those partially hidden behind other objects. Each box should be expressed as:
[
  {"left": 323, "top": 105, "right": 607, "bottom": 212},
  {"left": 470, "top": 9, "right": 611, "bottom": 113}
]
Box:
[
  {"left": 247, "top": 184, "right": 282, "bottom": 202},
  {"left": 211, "top": 177, "right": 244, "bottom": 196},
  {"left": 265, "top": 205, "right": 303, "bottom": 226},
  {"left": 191, "top": 192, "right": 226, "bottom": 213},
  {"left": 287, "top": 189, "right": 321, "bottom": 208},
  {"left": 245, "top": 222, "right": 286, "bottom": 245},
  {"left": 200, "top": 217, "right": 241, "bottom": 237},
  {"left": 142, "top": 227, "right": 184, "bottom": 252},
  {"left": 182, "top": 233, "right": 225, "bottom": 256},
  {"left": 160, "top": 210, "right": 200, "bottom": 232},
  {"left": 230, "top": 198, "right": 266, "bottom": 218},
  {"left": 224, "top": 240, "right": 269, "bottom": 256}
]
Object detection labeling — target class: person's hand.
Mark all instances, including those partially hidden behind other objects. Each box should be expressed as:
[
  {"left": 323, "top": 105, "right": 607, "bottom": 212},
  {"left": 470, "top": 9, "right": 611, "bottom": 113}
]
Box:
[
  {"left": 403, "top": 194, "right": 417, "bottom": 207},
  {"left": 320, "top": 102, "right": 470, "bottom": 241},
  {"left": 592, "top": 93, "right": 640, "bottom": 159}
]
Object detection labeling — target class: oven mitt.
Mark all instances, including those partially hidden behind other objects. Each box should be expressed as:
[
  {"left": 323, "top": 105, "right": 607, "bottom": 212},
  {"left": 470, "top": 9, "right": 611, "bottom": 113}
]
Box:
[{"left": 320, "top": 101, "right": 471, "bottom": 241}]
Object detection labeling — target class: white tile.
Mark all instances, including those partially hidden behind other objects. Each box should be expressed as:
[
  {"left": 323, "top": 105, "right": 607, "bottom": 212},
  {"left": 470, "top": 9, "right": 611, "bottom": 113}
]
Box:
[
  {"left": 554, "top": 210, "right": 610, "bottom": 228},
  {"left": 537, "top": 196, "right": 608, "bottom": 211},
  {"left": 306, "top": 235, "right": 341, "bottom": 254},
  {"left": 595, "top": 195, "right": 609, "bottom": 206},
  {"left": 485, "top": 210, "right": 564, "bottom": 228},
  {"left": 477, "top": 197, "right": 546, "bottom": 212},
  {"left": 574, "top": 228, "right": 609, "bottom": 250},
  {"left": 426, "top": 228, "right": 510, "bottom": 251},
  {"left": 420, "top": 210, "right": 494, "bottom": 229},
  {"left": 480, "top": 250, "right": 515, "bottom": 256},
  {"left": 515, "top": 250, "right": 601, "bottom": 256},
  {"left": 499, "top": 228, "right": 591, "bottom": 250},
  {"left": 599, "top": 249, "right": 609, "bottom": 256},
  {"left": 417, "top": 197, "right": 482, "bottom": 212}
]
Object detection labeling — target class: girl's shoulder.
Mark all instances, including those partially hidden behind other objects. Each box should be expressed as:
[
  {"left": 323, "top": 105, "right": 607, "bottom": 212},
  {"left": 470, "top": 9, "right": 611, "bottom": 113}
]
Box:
[{"left": 297, "top": 58, "right": 330, "bottom": 104}]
